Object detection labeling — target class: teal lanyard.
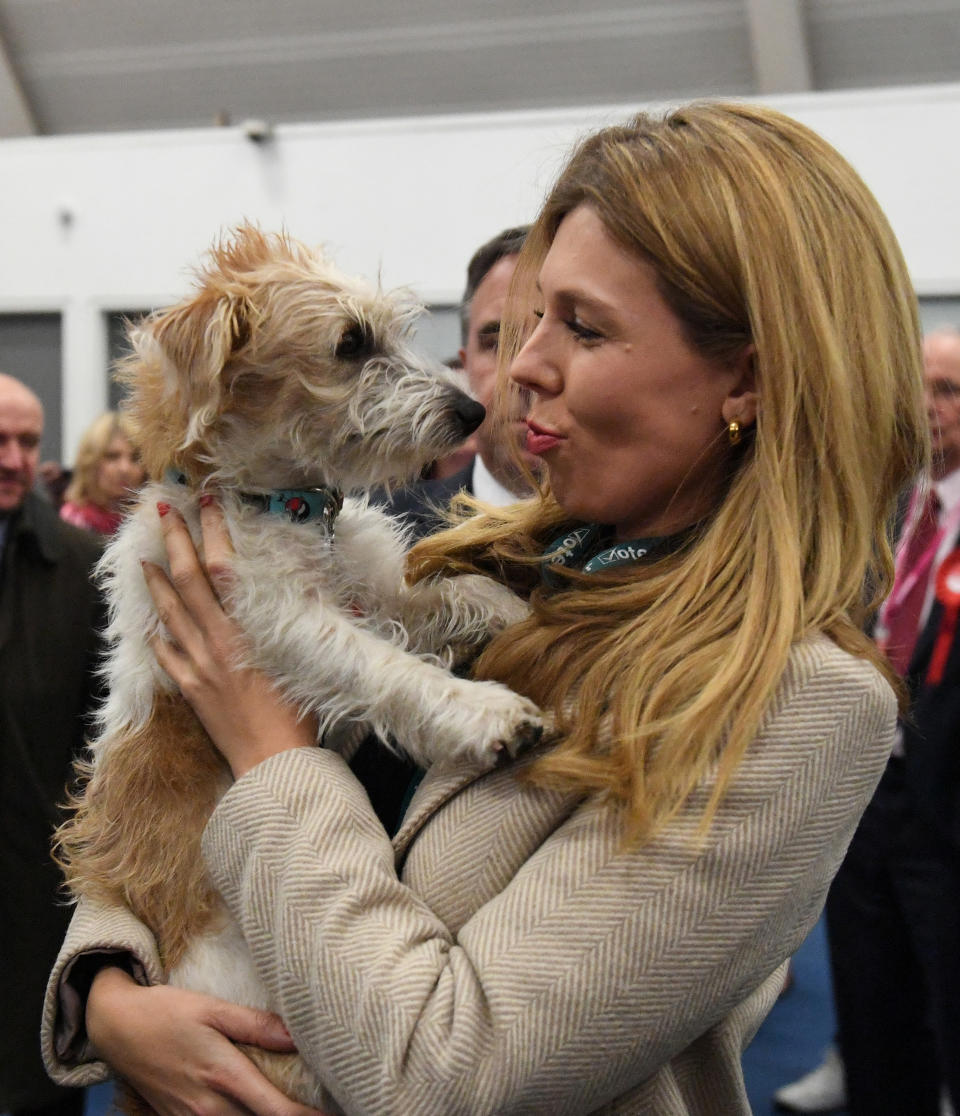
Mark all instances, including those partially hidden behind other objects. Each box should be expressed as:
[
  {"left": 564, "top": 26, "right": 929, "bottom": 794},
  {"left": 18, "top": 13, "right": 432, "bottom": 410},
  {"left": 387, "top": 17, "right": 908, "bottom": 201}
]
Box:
[{"left": 541, "top": 523, "right": 691, "bottom": 587}]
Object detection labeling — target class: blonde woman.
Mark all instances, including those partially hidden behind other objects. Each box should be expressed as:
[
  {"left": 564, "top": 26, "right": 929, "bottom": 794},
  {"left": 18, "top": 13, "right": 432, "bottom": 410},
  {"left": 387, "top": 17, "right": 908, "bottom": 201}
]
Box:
[
  {"left": 60, "top": 412, "right": 145, "bottom": 536},
  {"left": 43, "top": 102, "right": 926, "bottom": 1115}
]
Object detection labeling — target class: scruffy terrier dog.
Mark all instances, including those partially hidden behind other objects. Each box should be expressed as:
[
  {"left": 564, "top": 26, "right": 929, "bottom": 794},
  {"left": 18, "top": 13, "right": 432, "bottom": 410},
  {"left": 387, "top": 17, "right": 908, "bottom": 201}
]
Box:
[{"left": 56, "top": 225, "right": 540, "bottom": 1111}]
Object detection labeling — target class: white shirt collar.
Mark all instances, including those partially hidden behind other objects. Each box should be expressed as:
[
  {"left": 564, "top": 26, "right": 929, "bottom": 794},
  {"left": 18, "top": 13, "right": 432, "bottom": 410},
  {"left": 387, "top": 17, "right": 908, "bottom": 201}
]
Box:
[
  {"left": 933, "top": 466, "right": 960, "bottom": 517},
  {"left": 471, "top": 455, "right": 521, "bottom": 508}
]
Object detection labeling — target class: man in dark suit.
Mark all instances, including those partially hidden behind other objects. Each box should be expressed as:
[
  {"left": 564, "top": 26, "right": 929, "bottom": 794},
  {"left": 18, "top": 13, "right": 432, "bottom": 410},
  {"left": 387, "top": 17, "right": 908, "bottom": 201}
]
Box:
[
  {"left": 824, "top": 328, "right": 960, "bottom": 1115},
  {"left": 0, "top": 373, "right": 105, "bottom": 1116},
  {"left": 388, "top": 225, "right": 537, "bottom": 538}
]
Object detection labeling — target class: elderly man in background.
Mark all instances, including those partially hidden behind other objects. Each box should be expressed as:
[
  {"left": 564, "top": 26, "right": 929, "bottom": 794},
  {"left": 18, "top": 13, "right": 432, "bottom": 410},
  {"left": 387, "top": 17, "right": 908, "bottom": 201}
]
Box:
[{"left": 0, "top": 373, "right": 104, "bottom": 1116}]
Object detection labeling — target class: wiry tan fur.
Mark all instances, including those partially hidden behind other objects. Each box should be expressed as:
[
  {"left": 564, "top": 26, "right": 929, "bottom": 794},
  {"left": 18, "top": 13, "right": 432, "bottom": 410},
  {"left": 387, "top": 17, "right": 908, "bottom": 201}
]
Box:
[
  {"left": 65, "top": 694, "right": 228, "bottom": 971},
  {"left": 54, "top": 225, "right": 539, "bottom": 1113}
]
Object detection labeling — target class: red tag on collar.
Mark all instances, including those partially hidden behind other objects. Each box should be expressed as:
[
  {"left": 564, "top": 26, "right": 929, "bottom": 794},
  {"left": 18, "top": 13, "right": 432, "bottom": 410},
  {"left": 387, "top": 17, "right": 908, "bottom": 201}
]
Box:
[{"left": 927, "top": 548, "right": 960, "bottom": 685}]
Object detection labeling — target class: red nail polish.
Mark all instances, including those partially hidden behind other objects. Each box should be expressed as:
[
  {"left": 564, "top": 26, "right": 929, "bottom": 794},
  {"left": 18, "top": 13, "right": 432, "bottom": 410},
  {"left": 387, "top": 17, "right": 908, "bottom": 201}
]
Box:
[
  {"left": 156, "top": 502, "right": 170, "bottom": 517},
  {"left": 199, "top": 493, "right": 215, "bottom": 508}
]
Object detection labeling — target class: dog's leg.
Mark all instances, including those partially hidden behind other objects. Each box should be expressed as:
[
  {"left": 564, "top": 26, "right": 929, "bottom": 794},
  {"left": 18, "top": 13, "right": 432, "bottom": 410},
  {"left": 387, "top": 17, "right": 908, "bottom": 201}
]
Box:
[
  {"left": 329, "top": 506, "right": 528, "bottom": 661},
  {"left": 394, "top": 574, "right": 531, "bottom": 665},
  {"left": 249, "top": 603, "right": 541, "bottom": 768},
  {"left": 240, "top": 1047, "right": 341, "bottom": 1112}
]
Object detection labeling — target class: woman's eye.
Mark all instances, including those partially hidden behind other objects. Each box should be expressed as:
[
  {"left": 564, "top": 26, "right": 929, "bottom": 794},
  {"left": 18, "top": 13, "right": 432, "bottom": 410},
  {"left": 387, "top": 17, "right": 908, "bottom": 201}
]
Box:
[
  {"left": 567, "top": 317, "right": 603, "bottom": 342},
  {"left": 532, "top": 307, "right": 601, "bottom": 342}
]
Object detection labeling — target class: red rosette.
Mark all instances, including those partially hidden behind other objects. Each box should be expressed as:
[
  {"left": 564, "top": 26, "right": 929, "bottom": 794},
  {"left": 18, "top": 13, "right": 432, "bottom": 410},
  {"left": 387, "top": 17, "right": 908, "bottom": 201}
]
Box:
[{"left": 927, "top": 548, "right": 960, "bottom": 686}]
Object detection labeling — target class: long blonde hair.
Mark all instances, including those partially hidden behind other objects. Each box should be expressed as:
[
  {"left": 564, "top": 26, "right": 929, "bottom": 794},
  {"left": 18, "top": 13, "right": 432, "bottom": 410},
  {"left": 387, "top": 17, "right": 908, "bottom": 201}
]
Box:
[
  {"left": 409, "top": 101, "right": 928, "bottom": 843},
  {"left": 64, "top": 411, "right": 139, "bottom": 507}
]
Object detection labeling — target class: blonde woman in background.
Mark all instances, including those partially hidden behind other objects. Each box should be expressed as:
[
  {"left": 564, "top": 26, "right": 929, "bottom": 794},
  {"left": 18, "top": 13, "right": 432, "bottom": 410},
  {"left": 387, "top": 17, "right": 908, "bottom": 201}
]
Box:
[
  {"left": 60, "top": 411, "right": 145, "bottom": 536},
  {"left": 44, "top": 102, "right": 926, "bottom": 1115}
]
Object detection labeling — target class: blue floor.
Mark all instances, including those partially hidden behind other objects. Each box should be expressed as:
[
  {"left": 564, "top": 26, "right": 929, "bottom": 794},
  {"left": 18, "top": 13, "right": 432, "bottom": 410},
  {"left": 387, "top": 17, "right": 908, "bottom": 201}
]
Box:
[
  {"left": 77, "top": 915, "right": 837, "bottom": 1116},
  {"left": 743, "top": 914, "right": 839, "bottom": 1114},
  {"left": 84, "top": 1086, "right": 113, "bottom": 1116}
]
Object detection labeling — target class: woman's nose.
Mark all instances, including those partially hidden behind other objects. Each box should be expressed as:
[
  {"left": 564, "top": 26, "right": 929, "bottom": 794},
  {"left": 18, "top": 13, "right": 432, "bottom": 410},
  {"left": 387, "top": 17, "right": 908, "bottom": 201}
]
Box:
[{"left": 509, "top": 322, "right": 561, "bottom": 397}]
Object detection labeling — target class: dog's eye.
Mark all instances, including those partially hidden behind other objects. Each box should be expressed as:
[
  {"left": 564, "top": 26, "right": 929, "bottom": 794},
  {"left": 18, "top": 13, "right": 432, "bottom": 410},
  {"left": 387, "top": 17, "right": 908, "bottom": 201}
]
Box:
[{"left": 335, "top": 325, "right": 369, "bottom": 358}]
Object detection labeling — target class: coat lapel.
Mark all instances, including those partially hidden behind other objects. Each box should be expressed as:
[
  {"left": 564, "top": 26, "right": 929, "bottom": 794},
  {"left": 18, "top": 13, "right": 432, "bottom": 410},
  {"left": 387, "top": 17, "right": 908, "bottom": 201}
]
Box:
[
  {"left": 0, "top": 548, "right": 14, "bottom": 655},
  {"left": 392, "top": 711, "right": 564, "bottom": 863},
  {"left": 392, "top": 759, "right": 493, "bottom": 861}
]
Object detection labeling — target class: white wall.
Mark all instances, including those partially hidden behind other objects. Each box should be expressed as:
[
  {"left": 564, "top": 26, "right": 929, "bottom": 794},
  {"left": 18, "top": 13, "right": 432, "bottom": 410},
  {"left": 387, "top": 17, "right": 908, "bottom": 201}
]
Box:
[{"left": 1, "top": 82, "right": 958, "bottom": 459}]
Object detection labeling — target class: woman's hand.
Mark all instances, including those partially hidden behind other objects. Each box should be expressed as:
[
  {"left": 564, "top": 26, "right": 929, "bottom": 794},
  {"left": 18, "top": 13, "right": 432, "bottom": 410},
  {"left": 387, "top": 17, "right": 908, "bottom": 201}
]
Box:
[
  {"left": 87, "top": 967, "right": 326, "bottom": 1116},
  {"left": 144, "top": 498, "right": 315, "bottom": 777}
]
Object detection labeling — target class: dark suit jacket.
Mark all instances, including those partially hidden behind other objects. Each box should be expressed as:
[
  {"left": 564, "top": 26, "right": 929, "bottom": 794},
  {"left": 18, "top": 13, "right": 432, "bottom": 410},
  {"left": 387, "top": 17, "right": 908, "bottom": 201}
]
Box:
[
  {"left": 902, "top": 522, "right": 960, "bottom": 849},
  {"left": 352, "top": 463, "right": 477, "bottom": 835},
  {"left": 0, "top": 493, "right": 105, "bottom": 1107},
  {"left": 381, "top": 461, "right": 475, "bottom": 543}
]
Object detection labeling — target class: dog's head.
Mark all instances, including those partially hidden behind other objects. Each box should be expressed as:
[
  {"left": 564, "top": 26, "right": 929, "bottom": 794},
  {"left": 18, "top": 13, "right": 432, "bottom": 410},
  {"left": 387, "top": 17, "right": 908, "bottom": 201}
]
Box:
[{"left": 119, "top": 224, "right": 484, "bottom": 492}]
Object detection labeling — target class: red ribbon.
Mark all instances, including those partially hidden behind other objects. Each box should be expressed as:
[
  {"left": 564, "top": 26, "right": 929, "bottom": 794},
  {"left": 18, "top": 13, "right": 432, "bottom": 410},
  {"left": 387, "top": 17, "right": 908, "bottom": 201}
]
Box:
[{"left": 927, "top": 548, "right": 960, "bottom": 685}]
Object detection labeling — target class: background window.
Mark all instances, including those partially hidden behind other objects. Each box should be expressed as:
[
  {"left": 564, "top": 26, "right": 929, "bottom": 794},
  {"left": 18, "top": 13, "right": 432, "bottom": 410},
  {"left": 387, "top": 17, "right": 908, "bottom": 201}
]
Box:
[{"left": 0, "top": 313, "right": 63, "bottom": 465}]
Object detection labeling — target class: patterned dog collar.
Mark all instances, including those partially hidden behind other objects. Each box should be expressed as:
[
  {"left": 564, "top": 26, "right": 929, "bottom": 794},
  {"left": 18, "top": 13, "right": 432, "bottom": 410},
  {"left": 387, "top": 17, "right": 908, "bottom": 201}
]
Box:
[
  {"left": 240, "top": 486, "right": 343, "bottom": 530},
  {"left": 166, "top": 470, "right": 343, "bottom": 533}
]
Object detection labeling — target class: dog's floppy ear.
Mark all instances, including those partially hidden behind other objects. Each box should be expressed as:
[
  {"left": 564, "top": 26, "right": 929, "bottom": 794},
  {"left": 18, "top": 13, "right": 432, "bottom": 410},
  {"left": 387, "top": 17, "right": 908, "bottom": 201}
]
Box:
[{"left": 144, "top": 288, "right": 252, "bottom": 452}]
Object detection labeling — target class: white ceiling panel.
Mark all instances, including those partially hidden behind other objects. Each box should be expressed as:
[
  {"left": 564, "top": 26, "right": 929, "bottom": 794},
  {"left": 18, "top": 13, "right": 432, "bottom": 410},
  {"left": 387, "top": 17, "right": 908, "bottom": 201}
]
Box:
[
  {"left": 0, "top": 0, "right": 956, "bottom": 137},
  {"left": 808, "top": 0, "right": 960, "bottom": 88}
]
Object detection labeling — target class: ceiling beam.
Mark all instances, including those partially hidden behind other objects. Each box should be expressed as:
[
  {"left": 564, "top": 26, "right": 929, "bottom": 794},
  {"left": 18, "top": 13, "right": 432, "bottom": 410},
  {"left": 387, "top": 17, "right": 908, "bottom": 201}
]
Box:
[
  {"left": 744, "top": 0, "right": 813, "bottom": 94},
  {"left": 0, "top": 27, "right": 37, "bottom": 135}
]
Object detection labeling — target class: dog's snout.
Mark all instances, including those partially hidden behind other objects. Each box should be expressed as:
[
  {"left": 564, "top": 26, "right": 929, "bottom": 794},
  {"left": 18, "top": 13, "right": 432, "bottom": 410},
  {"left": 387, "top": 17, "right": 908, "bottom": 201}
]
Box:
[{"left": 453, "top": 395, "right": 486, "bottom": 436}]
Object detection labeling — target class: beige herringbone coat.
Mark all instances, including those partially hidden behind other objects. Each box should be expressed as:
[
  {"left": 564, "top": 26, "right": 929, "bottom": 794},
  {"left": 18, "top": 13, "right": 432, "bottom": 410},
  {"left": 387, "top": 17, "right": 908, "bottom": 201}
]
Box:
[{"left": 43, "top": 635, "right": 894, "bottom": 1114}]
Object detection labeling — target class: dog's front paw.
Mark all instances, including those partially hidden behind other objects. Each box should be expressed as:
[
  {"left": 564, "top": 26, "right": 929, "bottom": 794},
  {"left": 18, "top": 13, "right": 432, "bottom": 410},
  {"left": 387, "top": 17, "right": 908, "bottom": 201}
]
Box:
[{"left": 436, "top": 679, "right": 543, "bottom": 768}]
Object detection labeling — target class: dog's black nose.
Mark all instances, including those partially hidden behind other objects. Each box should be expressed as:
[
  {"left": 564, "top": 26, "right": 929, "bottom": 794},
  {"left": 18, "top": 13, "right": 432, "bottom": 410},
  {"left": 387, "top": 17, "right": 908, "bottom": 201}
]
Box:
[{"left": 453, "top": 395, "right": 486, "bottom": 436}]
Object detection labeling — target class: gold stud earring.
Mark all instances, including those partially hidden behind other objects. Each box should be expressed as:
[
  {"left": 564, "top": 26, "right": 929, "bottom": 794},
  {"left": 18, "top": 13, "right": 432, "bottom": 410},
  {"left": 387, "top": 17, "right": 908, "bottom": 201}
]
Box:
[{"left": 728, "top": 420, "right": 742, "bottom": 446}]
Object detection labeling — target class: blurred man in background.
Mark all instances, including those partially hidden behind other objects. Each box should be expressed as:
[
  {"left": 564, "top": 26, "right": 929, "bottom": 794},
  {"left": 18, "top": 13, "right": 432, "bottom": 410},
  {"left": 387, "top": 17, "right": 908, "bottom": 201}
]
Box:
[
  {"left": 0, "top": 373, "right": 104, "bottom": 1116},
  {"left": 776, "top": 329, "right": 960, "bottom": 1115}
]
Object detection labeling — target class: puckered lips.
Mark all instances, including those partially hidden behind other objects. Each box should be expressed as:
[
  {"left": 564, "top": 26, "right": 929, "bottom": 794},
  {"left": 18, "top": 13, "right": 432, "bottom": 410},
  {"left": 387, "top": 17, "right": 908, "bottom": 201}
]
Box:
[{"left": 524, "top": 419, "right": 564, "bottom": 456}]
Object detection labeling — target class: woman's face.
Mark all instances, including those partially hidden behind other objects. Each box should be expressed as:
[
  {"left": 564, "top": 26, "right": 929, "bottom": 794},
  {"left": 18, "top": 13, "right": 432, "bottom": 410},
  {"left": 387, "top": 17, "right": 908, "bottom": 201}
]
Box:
[
  {"left": 510, "top": 205, "right": 754, "bottom": 540},
  {"left": 96, "top": 434, "right": 144, "bottom": 506}
]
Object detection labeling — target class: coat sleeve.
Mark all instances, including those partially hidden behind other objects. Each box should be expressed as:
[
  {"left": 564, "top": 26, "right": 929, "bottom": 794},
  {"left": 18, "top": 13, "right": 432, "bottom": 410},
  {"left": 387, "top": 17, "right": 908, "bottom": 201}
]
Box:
[
  {"left": 41, "top": 897, "right": 165, "bottom": 1087},
  {"left": 200, "top": 642, "right": 896, "bottom": 1115}
]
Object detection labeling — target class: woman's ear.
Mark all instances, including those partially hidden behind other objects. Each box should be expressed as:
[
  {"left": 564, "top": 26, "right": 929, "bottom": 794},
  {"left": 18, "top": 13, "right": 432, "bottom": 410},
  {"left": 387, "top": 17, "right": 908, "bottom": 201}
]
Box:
[{"left": 721, "top": 344, "right": 759, "bottom": 429}]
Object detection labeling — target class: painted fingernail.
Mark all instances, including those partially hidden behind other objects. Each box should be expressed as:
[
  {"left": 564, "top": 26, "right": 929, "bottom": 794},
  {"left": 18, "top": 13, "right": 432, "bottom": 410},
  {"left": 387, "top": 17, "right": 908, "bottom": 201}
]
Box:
[
  {"left": 156, "top": 502, "right": 171, "bottom": 517},
  {"left": 199, "top": 493, "right": 215, "bottom": 508}
]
